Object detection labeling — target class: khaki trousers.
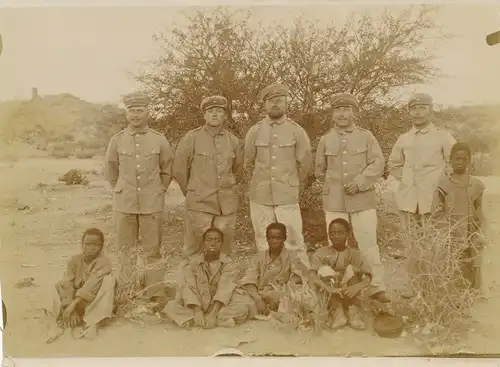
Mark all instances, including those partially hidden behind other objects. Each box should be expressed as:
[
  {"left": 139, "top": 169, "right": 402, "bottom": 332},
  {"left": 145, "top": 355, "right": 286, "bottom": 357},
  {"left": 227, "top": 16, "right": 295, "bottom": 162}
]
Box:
[
  {"left": 249, "top": 201, "right": 309, "bottom": 267},
  {"left": 183, "top": 210, "right": 236, "bottom": 258},
  {"left": 325, "top": 209, "right": 386, "bottom": 296},
  {"left": 114, "top": 211, "right": 165, "bottom": 299}
]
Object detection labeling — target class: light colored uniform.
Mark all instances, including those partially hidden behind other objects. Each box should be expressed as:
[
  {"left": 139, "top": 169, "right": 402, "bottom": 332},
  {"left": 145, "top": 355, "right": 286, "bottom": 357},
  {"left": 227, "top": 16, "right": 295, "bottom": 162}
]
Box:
[
  {"left": 244, "top": 114, "right": 312, "bottom": 267},
  {"left": 105, "top": 126, "right": 174, "bottom": 298},
  {"left": 173, "top": 125, "right": 243, "bottom": 257},
  {"left": 45, "top": 253, "right": 115, "bottom": 327},
  {"left": 388, "top": 123, "right": 456, "bottom": 236},
  {"left": 388, "top": 94, "right": 456, "bottom": 291},
  {"left": 315, "top": 123, "right": 386, "bottom": 294},
  {"left": 164, "top": 254, "right": 249, "bottom": 327}
]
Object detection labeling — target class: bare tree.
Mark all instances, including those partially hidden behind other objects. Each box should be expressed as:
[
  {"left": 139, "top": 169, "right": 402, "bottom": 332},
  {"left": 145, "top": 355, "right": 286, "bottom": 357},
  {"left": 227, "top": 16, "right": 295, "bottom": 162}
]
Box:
[{"left": 133, "top": 5, "right": 445, "bottom": 151}]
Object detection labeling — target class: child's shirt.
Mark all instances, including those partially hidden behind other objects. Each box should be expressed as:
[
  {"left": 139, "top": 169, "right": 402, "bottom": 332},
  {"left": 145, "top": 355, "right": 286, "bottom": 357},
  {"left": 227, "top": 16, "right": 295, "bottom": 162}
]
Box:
[
  {"left": 432, "top": 174, "right": 486, "bottom": 248},
  {"left": 57, "top": 253, "right": 112, "bottom": 307},
  {"left": 310, "top": 245, "right": 372, "bottom": 284}
]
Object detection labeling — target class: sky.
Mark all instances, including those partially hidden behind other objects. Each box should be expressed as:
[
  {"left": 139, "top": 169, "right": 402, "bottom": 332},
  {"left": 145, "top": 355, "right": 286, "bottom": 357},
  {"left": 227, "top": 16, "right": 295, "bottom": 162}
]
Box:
[{"left": 1, "top": 2, "right": 500, "bottom": 107}]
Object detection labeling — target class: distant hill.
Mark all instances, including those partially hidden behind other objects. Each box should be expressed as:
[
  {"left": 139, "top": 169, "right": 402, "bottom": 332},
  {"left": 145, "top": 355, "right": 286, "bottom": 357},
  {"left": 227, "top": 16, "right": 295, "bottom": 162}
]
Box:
[{"left": 0, "top": 92, "right": 126, "bottom": 150}]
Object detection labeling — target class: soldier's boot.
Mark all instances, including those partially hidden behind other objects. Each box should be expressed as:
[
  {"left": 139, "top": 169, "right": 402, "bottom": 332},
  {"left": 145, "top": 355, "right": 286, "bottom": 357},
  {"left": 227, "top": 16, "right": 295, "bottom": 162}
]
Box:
[
  {"left": 346, "top": 306, "right": 365, "bottom": 330},
  {"left": 329, "top": 307, "right": 348, "bottom": 330}
]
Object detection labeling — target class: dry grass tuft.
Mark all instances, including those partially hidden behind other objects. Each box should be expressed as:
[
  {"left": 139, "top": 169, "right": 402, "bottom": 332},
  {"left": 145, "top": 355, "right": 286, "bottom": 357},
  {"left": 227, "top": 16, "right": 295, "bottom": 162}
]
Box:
[
  {"left": 58, "top": 168, "right": 89, "bottom": 185},
  {"left": 404, "top": 217, "right": 478, "bottom": 349},
  {"left": 275, "top": 282, "right": 330, "bottom": 335}
]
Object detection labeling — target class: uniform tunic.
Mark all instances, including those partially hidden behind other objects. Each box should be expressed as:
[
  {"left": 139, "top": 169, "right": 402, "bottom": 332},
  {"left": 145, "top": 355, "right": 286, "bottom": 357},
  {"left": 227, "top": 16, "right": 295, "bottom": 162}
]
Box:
[
  {"left": 104, "top": 126, "right": 174, "bottom": 299},
  {"left": 388, "top": 123, "right": 456, "bottom": 214},
  {"left": 173, "top": 126, "right": 243, "bottom": 256}
]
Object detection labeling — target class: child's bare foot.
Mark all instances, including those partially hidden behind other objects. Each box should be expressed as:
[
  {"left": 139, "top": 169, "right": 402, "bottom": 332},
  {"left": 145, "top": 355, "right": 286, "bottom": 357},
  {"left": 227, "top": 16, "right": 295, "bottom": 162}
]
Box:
[{"left": 46, "top": 326, "right": 64, "bottom": 344}]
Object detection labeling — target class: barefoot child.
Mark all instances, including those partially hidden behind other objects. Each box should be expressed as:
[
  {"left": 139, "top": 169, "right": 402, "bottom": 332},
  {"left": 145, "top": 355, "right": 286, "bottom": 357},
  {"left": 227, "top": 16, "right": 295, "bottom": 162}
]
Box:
[
  {"left": 44, "top": 228, "right": 116, "bottom": 343},
  {"left": 432, "top": 142, "right": 487, "bottom": 292},
  {"left": 309, "top": 218, "right": 387, "bottom": 330}
]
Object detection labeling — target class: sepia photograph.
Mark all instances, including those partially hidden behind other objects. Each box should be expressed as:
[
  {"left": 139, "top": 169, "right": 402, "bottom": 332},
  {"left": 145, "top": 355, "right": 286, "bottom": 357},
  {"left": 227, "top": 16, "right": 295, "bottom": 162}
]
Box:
[{"left": 0, "top": 1, "right": 500, "bottom": 359}]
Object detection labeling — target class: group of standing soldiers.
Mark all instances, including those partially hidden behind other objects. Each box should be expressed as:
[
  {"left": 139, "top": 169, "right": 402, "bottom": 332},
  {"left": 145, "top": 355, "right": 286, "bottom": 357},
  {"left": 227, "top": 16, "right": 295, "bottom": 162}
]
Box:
[{"left": 105, "top": 83, "right": 455, "bottom": 311}]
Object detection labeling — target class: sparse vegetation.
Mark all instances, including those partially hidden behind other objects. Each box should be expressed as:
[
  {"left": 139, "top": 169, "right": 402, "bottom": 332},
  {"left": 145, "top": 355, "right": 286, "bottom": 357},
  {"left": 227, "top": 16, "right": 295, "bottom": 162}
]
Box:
[
  {"left": 403, "top": 218, "right": 479, "bottom": 350},
  {"left": 58, "top": 168, "right": 89, "bottom": 185}
]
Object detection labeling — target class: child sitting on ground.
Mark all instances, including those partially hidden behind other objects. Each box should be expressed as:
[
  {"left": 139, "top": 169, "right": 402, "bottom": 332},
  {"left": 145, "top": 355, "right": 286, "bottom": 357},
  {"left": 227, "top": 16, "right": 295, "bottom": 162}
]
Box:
[
  {"left": 43, "top": 228, "right": 116, "bottom": 343},
  {"left": 308, "top": 218, "right": 374, "bottom": 330},
  {"left": 432, "top": 142, "right": 488, "bottom": 293}
]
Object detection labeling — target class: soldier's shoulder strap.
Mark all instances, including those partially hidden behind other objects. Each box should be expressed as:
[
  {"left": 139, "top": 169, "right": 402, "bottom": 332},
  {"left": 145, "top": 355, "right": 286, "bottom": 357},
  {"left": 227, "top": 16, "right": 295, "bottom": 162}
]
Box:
[
  {"left": 189, "top": 126, "right": 204, "bottom": 134},
  {"left": 149, "top": 128, "right": 165, "bottom": 136},
  {"left": 226, "top": 129, "right": 240, "bottom": 142},
  {"left": 112, "top": 129, "right": 126, "bottom": 138}
]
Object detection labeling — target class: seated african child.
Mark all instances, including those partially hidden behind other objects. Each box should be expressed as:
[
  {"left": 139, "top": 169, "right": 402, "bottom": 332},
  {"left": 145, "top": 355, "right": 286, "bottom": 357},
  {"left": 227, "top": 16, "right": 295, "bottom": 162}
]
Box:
[
  {"left": 43, "top": 228, "right": 116, "bottom": 343},
  {"left": 308, "top": 218, "right": 394, "bottom": 330},
  {"left": 235, "top": 222, "right": 305, "bottom": 317},
  {"left": 163, "top": 227, "right": 250, "bottom": 329},
  {"left": 431, "top": 142, "right": 488, "bottom": 294}
]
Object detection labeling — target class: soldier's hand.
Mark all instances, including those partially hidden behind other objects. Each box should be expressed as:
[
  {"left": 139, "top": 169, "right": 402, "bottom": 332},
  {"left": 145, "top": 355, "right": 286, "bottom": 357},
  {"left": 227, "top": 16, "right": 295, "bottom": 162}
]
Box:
[{"left": 344, "top": 182, "right": 359, "bottom": 195}]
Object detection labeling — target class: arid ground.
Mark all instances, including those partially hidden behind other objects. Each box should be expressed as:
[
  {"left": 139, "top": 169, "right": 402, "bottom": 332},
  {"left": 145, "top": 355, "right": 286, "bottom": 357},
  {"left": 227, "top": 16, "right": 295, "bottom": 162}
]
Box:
[{"left": 1, "top": 149, "right": 499, "bottom": 357}]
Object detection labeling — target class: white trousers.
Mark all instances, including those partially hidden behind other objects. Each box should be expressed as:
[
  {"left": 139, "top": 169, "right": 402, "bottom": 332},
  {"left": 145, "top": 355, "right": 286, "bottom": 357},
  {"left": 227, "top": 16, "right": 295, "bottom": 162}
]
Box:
[
  {"left": 325, "top": 209, "right": 386, "bottom": 295},
  {"left": 250, "top": 201, "right": 309, "bottom": 268}
]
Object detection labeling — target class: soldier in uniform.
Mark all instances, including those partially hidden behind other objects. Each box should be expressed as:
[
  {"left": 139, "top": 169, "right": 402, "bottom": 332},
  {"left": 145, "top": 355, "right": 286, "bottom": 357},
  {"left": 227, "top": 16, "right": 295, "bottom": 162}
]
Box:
[
  {"left": 105, "top": 91, "right": 174, "bottom": 311},
  {"left": 315, "top": 93, "right": 393, "bottom": 309},
  {"left": 173, "top": 95, "right": 243, "bottom": 258},
  {"left": 387, "top": 93, "right": 456, "bottom": 298},
  {"left": 244, "top": 83, "right": 313, "bottom": 268}
]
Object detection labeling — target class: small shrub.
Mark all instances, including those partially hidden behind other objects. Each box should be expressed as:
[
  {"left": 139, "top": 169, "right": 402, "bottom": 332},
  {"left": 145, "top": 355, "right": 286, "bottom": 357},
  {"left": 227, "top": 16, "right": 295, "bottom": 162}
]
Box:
[
  {"left": 404, "top": 217, "right": 477, "bottom": 348},
  {"left": 276, "top": 282, "right": 330, "bottom": 335},
  {"left": 58, "top": 168, "right": 89, "bottom": 185},
  {"left": 51, "top": 149, "right": 71, "bottom": 159}
]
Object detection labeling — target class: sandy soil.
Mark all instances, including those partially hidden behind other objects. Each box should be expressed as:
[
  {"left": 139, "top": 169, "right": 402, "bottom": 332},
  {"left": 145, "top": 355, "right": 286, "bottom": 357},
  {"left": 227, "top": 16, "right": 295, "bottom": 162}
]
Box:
[{"left": 1, "top": 156, "right": 499, "bottom": 357}]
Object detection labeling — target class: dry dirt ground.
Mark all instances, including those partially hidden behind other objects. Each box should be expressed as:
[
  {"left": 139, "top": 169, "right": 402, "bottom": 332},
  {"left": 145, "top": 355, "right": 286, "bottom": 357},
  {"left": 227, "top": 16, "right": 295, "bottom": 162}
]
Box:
[{"left": 1, "top": 155, "right": 499, "bottom": 357}]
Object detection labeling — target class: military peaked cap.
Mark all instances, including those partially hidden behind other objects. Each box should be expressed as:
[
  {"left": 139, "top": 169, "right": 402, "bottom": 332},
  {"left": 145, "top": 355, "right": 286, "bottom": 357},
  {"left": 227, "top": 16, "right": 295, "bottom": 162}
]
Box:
[
  {"left": 122, "top": 91, "right": 150, "bottom": 108},
  {"left": 260, "top": 83, "right": 289, "bottom": 102},
  {"left": 200, "top": 95, "right": 228, "bottom": 111},
  {"left": 331, "top": 93, "right": 359, "bottom": 109},
  {"left": 408, "top": 93, "right": 433, "bottom": 108}
]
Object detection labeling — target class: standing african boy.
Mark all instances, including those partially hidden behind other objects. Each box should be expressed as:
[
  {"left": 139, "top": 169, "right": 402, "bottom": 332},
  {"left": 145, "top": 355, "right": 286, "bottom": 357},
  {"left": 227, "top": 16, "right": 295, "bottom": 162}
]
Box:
[
  {"left": 244, "top": 83, "right": 313, "bottom": 268},
  {"left": 432, "top": 142, "right": 488, "bottom": 293},
  {"left": 173, "top": 95, "right": 243, "bottom": 258},
  {"left": 315, "top": 92, "right": 391, "bottom": 306},
  {"left": 387, "top": 93, "right": 456, "bottom": 298},
  {"left": 105, "top": 91, "right": 174, "bottom": 311}
]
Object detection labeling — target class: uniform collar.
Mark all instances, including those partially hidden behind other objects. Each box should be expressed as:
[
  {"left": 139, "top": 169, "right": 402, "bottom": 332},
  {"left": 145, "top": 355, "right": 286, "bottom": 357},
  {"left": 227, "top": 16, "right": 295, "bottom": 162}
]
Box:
[
  {"left": 266, "top": 115, "right": 287, "bottom": 126},
  {"left": 203, "top": 124, "right": 226, "bottom": 137},
  {"left": 333, "top": 123, "right": 356, "bottom": 134},
  {"left": 126, "top": 125, "right": 149, "bottom": 135},
  {"left": 411, "top": 123, "right": 434, "bottom": 135}
]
